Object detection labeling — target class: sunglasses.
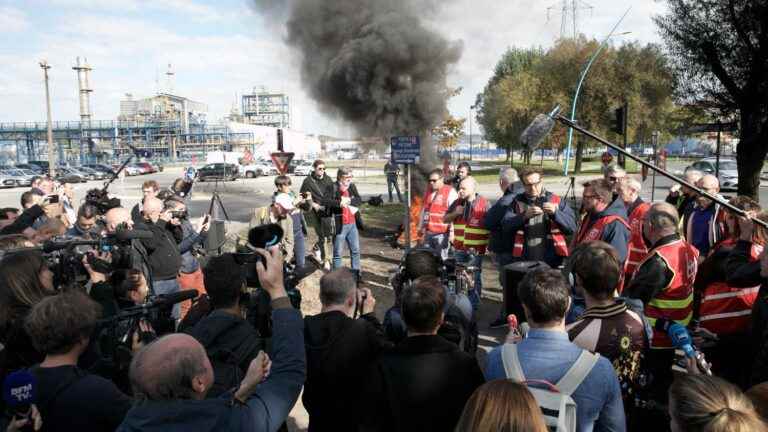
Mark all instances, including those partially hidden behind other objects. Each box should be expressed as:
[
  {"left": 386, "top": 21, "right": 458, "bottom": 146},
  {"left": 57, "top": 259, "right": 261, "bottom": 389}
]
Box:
[
  {"left": 316, "top": 167, "right": 326, "bottom": 171},
  {"left": 428, "top": 178, "right": 440, "bottom": 183}
]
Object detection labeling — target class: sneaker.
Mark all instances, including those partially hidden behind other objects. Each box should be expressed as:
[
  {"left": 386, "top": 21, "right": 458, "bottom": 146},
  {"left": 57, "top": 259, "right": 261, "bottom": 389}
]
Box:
[{"left": 489, "top": 317, "right": 507, "bottom": 329}]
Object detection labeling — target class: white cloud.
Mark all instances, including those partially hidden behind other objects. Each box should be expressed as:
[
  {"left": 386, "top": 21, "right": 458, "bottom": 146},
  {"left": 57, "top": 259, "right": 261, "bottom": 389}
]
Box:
[{"left": 0, "top": 6, "right": 29, "bottom": 33}]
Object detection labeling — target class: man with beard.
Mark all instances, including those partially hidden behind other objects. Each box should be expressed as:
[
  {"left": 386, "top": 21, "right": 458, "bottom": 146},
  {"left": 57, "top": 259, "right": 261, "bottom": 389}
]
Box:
[{"left": 573, "top": 179, "right": 631, "bottom": 265}]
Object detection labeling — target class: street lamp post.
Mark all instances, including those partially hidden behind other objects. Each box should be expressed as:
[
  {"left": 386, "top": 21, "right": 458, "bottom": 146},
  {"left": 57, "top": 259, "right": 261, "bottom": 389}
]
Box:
[
  {"left": 469, "top": 105, "right": 474, "bottom": 161},
  {"left": 40, "top": 60, "right": 56, "bottom": 178},
  {"left": 563, "top": 8, "right": 631, "bottom": 175}
]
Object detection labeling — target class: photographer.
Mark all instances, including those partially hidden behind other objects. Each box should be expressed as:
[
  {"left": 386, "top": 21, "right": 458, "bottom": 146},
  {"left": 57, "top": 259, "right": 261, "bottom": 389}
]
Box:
[
  {"left": 22, "top": 290, "right": 132, "bottom": 432},
  {"left": 118, "top": 247, "right": 305, "bottom": 432},
  {"left": 164, "top": 197, "right": 209, "bottom": 319},
  {"left": 184, "top": 254, "right": 265, "bottom": 397},
  {"left": 0, "top": 251, "right": 56, "bottom": 375},
  {"left": 140, "top": 197, "right": 182, "bottom": 319},
  {"left": 0, "top": 203, "right": 41, "bottom": 237},
  {"left": 303, "top": 269, "right": 392, "bottom": 432},
  {"left": 66, "top": 203, "right": 102, "bottom": 238}
]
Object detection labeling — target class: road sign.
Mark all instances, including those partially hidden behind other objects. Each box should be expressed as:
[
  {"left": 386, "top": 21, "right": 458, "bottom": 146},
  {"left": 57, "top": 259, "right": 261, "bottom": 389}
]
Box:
[
  {"left": 270, "top": 152, "right": 295, "bottom": 175},
  {"left": 391, "top": 136, "right": 421, "bottom": 164}
]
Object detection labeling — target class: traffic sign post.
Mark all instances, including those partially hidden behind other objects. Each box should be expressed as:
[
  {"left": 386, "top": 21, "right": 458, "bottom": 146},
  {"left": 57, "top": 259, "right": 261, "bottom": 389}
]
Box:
[
  {"left": 391, "top": 136, "right": 421, "bottom": 250},
  {"left": 270, "top": 152, "right": 295, "bottom": 175}
]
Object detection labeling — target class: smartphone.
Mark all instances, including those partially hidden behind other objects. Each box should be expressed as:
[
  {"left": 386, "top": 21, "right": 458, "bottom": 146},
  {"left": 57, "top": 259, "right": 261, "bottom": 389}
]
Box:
[{"left": 44, "top": 194, "right": 60, "bottom": 204}]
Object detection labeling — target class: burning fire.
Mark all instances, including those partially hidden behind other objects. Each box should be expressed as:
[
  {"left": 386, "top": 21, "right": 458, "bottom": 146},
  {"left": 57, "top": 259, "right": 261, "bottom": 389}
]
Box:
[{"left": 398, "top": 194, "right": 423, "bottom": 247}]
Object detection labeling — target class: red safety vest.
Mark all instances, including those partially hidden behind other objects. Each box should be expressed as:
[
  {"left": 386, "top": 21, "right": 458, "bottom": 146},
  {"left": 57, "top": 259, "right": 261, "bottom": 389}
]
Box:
[
  {"left": 573, "top": 214, "right": 630, "bottom": 247},
  {"left": 422, "top": 185, "right": 453, "bottom": 234},
  {"left": 453, "top": 196, "right": 490, "bottom": 255},
  {"left": 624, "top": 202, "right": 651, "bottom": 283},
  {"left": 699, "top": 239, "right": 763, "bottom": 336},
  {"left": 639, "top": 239, "right": 699, "bottom": 348},
  {"left": 511, "top": 194, "right": 569, "bottom": 258}
]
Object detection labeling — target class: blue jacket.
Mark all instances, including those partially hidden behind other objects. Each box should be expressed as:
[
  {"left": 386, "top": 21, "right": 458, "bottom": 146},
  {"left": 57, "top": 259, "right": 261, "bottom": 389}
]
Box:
[
  {"left": 483, "top": 188, "right": 518, "bottom": 254},
  {"left": 582, "top": 198, "right": 631, "bottom": 264},
  {"left": 499, "top": 191, "right": 577, "bottom": 267},
  {"left": 486, "top": 329, "right": 626, "bottom": 432},
  {"left": 116, "top": 304, "right": 305, "bottom": 432}
]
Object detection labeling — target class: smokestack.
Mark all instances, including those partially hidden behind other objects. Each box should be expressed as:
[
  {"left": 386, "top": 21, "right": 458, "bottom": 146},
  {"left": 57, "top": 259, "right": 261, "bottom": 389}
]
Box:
[{"left": 72, "top": 57, "right": 93, "bottom": 123}]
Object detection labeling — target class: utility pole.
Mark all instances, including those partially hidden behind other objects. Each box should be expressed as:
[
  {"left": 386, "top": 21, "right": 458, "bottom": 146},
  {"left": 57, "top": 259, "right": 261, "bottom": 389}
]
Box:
[{"left": 40, "top": 60, "right": 56, "bottom": 177}]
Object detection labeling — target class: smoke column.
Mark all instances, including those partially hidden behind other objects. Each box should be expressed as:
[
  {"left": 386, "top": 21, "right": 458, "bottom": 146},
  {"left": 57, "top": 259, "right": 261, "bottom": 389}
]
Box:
[{"left": 253, "top": 0, "right": 462, "bottom": 178}]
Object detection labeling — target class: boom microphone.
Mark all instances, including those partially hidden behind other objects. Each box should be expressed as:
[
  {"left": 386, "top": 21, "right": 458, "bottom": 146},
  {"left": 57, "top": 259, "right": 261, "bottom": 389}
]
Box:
[
  {"left": 2, "top": 370, "right": 37, "bottom": 419},
  {"left": 126, "top": 143, "right": 153, "bottom": 159},
  {"left": 519, "top": 106, "right": 561, "bottom": 152}
]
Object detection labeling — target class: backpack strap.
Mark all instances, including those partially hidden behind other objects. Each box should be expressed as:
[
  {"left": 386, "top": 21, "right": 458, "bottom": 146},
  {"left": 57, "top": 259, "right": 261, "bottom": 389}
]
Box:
[
  {"left": 555, "top": 350, "right": 600, "bottom": 396},
  {"left": 500, "top": 343, "right": 526, "bottom": 382}
]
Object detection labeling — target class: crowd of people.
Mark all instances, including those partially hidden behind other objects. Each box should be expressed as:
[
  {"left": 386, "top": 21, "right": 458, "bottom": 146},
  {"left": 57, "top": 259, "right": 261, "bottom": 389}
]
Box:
[{"left": 1, "top": 159, "right": 768, "bottom": 432}]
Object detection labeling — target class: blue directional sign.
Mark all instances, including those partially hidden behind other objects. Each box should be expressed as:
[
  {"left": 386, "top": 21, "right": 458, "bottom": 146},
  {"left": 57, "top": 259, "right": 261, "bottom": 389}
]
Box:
[{"left": 390, "top": 136, "right": 421, "bottom": 164}]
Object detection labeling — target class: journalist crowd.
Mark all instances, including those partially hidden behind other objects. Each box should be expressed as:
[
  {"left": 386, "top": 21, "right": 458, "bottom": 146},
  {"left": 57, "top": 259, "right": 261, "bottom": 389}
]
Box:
[{"left": 1, "top": 159, "right": 768, "bottom": 432}]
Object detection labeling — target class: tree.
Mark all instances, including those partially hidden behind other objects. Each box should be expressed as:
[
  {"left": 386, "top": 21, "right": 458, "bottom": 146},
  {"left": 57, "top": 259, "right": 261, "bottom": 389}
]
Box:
[
  {"left": 432, "top": 115, "right": 466, "bottom": 151},
  {"left": 655, "top": 0, "right": 768, "bottom": 200}
]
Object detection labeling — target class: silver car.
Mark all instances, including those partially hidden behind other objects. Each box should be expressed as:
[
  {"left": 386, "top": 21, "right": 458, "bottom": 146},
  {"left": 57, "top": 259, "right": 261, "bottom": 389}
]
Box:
[
  {"left": 0, "top": 169, "right": 33, "bottom": 187},
  {"left": 685, "top": 158, "right": 739, "bottom": 191}
]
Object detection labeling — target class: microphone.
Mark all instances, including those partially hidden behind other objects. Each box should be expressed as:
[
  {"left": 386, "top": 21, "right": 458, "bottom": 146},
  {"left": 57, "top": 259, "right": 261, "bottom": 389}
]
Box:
[
  {"left": 126, "top": 143, "right": 153, "bottom": 159},
  {"left": 668, "top": 323, "right": 712, "bottom": 375},
  {"left": 151, "top": 289, "right": 199, "bottom": 308},
  {"left": 520, "top": 113, "right": 556, "bottom": 152},
  {"left": 2, "top": 370, "right": 37, "bottom": 420},
  {"left": 114, "top": 229, "right": 154, "bottom": 242},
  {"left": 248, "top": 224, "right": 284, "bottom": 249},
  {"left": 41, "top": 239, "right": 100, "bottom": 253}
]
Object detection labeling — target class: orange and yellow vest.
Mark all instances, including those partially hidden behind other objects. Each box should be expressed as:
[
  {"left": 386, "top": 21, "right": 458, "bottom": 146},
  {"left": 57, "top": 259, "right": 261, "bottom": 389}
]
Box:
[
  {"left": 639, "top": 239, "right": 699, "bottom": 348},
  {"left": 624, "top": 201, "right": 651, "bottom": 284},
  {"left": 511, "top": 194, "right": 569, "bottom": 258},
  {"left": 699, "top": 239, "right": 763, "bottom": 336},
  {"left": 453, "top": 195, "right": 490, "bottom": 255},
  {"left": 422, "top": 185, "right": 453, "bottom": 234}
]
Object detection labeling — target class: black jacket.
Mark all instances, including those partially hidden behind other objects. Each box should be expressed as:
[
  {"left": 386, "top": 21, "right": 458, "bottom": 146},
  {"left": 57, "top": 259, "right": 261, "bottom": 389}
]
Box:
[
  {"left": 139, "top": 219, "right": 182, "bottom": 281},
  {"left": 303, "top": 311, "right": 392, "bottom": 432},
  {"left": 185, "top": 310, "right": 265, "bottom": 397},
  {"left": 324, "top": 182, "right": 364, "bottom": 234},
  {"left": 361, "top": 335, "right": 484, "bottom": 432},
  {"left": 300, "top": 173, "right": 335, "bottom": 217}
]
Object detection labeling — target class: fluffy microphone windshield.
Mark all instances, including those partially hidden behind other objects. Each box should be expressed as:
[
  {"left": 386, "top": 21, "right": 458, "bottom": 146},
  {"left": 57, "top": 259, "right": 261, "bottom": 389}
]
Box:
[{"left": 520, "top": 114, "right": 556, "bottom": 152}]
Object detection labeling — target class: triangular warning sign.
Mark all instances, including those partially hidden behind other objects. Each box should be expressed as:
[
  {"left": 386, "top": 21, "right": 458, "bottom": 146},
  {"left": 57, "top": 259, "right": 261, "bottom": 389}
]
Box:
[{"left": 270, "top": 152, "right": 295, "bottom": 175}]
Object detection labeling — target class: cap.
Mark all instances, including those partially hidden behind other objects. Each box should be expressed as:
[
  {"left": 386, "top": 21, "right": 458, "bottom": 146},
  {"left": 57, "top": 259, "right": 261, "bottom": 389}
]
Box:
[{"left": 274, "top": 193, "right": 294, "bottom": 211}]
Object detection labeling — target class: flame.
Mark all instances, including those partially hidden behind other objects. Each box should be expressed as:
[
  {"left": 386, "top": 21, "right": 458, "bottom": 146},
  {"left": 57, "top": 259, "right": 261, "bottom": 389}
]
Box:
[{"left": 398, "top": 194, "right": 423, "bottom": 247}]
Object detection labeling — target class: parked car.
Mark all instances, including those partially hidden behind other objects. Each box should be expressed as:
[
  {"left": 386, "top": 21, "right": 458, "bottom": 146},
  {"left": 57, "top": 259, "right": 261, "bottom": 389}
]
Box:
[
  {"left": 83, "top": 163, "right": 116, "bottom": 175},
  {"left": 0, "top": 174, "right": 16, "bottom": 189},
  {"left": 293, "top": 162, "right": 313, "bottom": 176},
  {"left": 685, "top": 158, "right": 739, "bottom": 190},
  {"left": 16, "top": 163, "right": 43, "bottom": 174},
  {"left": 198, "top": 163, "right": 239, "bottom": 182},
  {"left": 136, "top": 162, "right": 158, "bottom": 174},
  {"left": 75, "top": 166, "right": 105, "bottom": 181},
  {"left": 240, "top": 161, "right": 274, "bottom": 178},
  {"left": 28, "top": 161, "right": 50, "bottom": 174},
  {"left": 0, "top": 169, "right": 33, "bottom": 187},
  {"left": 55, "top": 167, "right": 87, "bottom": 183}
]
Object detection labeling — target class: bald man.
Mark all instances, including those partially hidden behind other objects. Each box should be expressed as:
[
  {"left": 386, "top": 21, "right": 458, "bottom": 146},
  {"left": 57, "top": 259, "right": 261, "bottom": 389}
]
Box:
[
  {"left": 683, "top": 174, "right": 727, "bottom": 256},
  {"left": 624, "top": 202, "right": 699, "bottom": 425},
  {"left": 141, "top": 196, "right": 183, "bottom": 319},
  {"left": 119, "top": 247, "right": 306, "bottom": 432},
  {"left": 666, "top": 169, "right": 703, "bottom": 216},
  {"left": 105, "top": 207, "right": 133, "bottom": 234},
  {"left": 444, "top": 176, "right": 489, "bottom": 310}
]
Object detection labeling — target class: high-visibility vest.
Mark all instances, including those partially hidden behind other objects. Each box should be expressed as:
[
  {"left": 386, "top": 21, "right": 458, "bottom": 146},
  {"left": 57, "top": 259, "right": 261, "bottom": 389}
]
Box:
[
  {"left": 422, "top": 185, "right": 453, "bottom": 234},
  {"left": 511, "top": 194, "right": 569, "bottom": 258},
  {"left": 699, "top": 240, "right": 763, "bottom": 336},
  {"left": 573, "top": 214, "right": 630, "bottom": 247},
  {"left": 453, "top": 195, "right": 490, "bottom": 255},
  {"left": 624, "top": 201, "right": 651, "bottom": 283},
  {"left": 639, "top": 239, "right": 699, "bottom": 348}
]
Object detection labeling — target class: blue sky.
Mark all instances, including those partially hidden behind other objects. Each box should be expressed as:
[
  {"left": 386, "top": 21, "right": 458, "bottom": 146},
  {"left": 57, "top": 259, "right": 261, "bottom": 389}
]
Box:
[{"left": 0, "top": 0, "right": 665, "bottom": 137}]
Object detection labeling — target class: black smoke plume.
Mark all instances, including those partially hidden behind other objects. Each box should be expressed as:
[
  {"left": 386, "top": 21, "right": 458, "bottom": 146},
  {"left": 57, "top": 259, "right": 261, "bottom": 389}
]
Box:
[{"left": 253, "top": 0, "right": 462, "bottom": 187}]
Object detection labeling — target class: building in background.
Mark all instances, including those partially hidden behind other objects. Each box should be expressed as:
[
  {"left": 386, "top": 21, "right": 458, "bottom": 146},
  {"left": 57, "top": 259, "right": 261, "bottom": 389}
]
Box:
[
  {"left": 241, "top": 88, "right": 290, "bottom": 128},
  {"left": 118, "top": 92, "right": 208, "bottom": 135}
]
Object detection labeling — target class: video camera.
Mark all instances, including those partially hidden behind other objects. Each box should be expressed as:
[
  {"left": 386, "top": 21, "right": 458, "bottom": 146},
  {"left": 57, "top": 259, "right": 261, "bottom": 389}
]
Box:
[{"left": 84, "top": 188, "right": 122, "bottom": 216}]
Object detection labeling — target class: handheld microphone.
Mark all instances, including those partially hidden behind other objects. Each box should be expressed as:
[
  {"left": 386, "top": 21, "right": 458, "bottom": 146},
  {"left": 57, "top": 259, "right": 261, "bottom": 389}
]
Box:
[
  {"left": 2, "top": 370, "right": 37, "bottom": 419},
  {"left": 668, "top": 323, "right": 712, "bottom": 375}
]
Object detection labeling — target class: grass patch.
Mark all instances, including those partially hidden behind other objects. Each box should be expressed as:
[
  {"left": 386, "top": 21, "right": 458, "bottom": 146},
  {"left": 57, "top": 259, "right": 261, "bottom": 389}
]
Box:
[{"left": 361, "top": 202, "right": 405, "bottom": 231}]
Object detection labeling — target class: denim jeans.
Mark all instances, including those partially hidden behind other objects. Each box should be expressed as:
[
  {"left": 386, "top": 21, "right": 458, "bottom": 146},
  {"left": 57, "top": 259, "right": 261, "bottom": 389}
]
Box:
[
  {"left": 333, "top": 223, "right": 361, "bottom": 271},
  {"left": 387, "top": 176, "right": 402, "bottom": 202},
  {"left": 423, "top": 232, "right": 450, "bottom": 260},
  {"left": 153, "top": 278, "right": 181, "bottom": 320},
  {"left": 453, "top": 250, "right": 484, "bottom": 310}
]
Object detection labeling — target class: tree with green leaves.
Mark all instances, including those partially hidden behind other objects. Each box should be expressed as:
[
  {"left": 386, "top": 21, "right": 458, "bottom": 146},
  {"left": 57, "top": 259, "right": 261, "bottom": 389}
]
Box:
[{"left": 655, "top": 0, "right": 768, "bottom": 200}]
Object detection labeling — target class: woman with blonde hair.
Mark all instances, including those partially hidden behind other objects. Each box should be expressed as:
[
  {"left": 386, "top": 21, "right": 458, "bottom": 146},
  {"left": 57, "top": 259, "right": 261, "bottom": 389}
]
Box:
[
  {"left": 669, "top": 374, "right": 766, "bottom": 432},
  {"left": 455, "top": 380, "right": 547, "bottom": 432}
]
